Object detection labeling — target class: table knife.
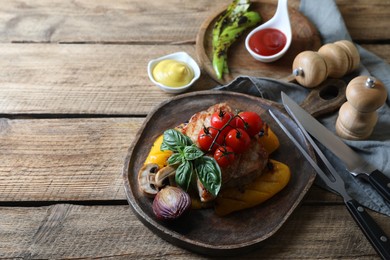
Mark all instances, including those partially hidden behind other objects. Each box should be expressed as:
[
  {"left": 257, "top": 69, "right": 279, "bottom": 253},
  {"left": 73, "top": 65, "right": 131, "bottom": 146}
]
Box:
[
  {"left": 269, "top": 109, "right": 390, "bottom": 260},
  {"left": 281, "top": 92, "right": 390, "bottom": 204}
]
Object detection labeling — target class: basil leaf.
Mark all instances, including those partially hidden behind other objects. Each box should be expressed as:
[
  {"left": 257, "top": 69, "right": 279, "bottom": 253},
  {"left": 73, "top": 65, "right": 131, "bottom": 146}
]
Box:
[
  {"left": 195, "top": 156, "right": 222, "bottom": 197},
  {"left": 167, "top": 153, "right": 183, "bottom": 165},
  {"left": 183, "top": 145, "right": 204, "bottom": 161},
  {"left": 175, "top": 160, "right": 193, "bottom": 191},
  {"left": 161, "top": 129, "right": 192, "bottom": 152}
]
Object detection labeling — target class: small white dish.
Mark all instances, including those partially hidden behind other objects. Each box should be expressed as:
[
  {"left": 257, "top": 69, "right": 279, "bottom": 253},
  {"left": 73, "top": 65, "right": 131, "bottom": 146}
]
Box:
[
  {"left": 147, "top": 52, "right": 201, "bottom": 94},
  {"left": 245, "top": 0, "right": 292, "bottom": 63}
]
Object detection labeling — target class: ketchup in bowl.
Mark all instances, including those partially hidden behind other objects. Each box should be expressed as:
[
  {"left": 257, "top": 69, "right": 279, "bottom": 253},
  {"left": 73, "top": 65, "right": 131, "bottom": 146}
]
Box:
[{"left": 248, "top": 28, "right": 287, "bottom": 56}]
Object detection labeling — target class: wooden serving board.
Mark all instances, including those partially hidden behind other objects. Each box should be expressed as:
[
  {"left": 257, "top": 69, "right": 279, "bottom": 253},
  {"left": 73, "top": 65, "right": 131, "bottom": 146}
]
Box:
[{"left": 196, "top": 1, "right": 322, "bottom": 84}]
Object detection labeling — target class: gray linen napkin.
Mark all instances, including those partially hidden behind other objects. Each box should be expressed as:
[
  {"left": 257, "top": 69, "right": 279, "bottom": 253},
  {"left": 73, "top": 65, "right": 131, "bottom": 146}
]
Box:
[{"left": 215, "top": 0, "right": 390, "bottom": 216}]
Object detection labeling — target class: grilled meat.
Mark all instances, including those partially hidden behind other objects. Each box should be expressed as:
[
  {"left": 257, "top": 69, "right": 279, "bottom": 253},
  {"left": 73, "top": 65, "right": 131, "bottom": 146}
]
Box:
[{"left": 181, "top": 103, "right": 269, "bottom": 192}]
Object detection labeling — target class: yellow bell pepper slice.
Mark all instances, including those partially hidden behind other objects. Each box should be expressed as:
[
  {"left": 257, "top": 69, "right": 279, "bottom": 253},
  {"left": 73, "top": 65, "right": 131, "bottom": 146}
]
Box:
[
  {"left": 144, "top": 135, "right": 173, "bottom": 169},
  {"left": 258, "top": 124, "right": 280, "bottom": 154},
  {"left": 214, "top": 159, "right": 291, "bottom": 216}
]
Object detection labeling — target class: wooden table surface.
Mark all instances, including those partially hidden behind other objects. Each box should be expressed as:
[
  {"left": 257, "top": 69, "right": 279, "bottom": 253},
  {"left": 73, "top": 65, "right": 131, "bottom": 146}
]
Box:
[{"left": 1, "top": 0, "right": 389, "bottom": 259}]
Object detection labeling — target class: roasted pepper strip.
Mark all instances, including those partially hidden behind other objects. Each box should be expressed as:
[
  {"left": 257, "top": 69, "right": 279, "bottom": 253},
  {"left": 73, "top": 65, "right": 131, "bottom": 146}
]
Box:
[
  {"left": 212, "top": 0, "right": 262, "bottom": 79},
  {"left": 144, "top": 135, "right": 173, "bottom": 169},
  {"left": 258, "top": 124, "right": 280, "bottom": 154},
  {"left": 214, "top": 159, "right": 291, "bottom": 216}
]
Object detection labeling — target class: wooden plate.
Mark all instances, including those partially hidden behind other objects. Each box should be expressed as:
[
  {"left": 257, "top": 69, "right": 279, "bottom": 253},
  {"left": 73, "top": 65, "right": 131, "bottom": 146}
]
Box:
[
  {"left": 196, "top": 1, "right": 322, "bottom": 84},
  {"left": 123, "top": 90, "right": 316, "bottom": 256}
]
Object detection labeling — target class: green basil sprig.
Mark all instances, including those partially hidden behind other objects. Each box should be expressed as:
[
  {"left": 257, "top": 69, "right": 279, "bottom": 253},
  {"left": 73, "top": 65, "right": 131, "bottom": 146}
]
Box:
[
  {"left": 161, "top": 129, "right": 222, "bottom": 196},
  {"left": 194, "top": 156, "right": 221, "bottom": 196},
  {"left": 160, "top": 129, "right": 192, "bottom": 152}
]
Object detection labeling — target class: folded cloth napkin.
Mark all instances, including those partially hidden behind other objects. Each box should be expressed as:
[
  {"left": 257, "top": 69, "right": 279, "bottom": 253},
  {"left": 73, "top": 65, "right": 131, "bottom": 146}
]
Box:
[{"left": 215, "top": 0, "right": 390, "bottom": 216}]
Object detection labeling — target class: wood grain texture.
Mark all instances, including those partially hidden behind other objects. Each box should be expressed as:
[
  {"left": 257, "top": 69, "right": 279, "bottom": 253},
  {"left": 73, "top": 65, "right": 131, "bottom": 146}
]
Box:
[
  {"left": 0, "top": 0, "right": 388, "bottom": 43},
  {"left": 1, "top": 203, "right": 389, "bottom": 259},
  {"left": 336, "top": 0, "right": 390, "bottom": 41},
  {"left": 0, "top": 118, "right": 142, "bottom": 201},
  {"left": 0, "top": 44, "right": 217, "bottom": 115},
  {"left": 0, "top": 0, "right": 389, "bottom": 258},
  {"left": 0, "top": 0, "right": 226, "bottom": 43},
  {"left": 0, "top": 44, "right": 389, "bottom": 115}
]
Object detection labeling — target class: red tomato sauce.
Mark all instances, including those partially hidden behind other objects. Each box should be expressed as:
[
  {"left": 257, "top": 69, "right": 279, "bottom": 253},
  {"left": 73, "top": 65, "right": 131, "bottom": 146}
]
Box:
[{"left": 248, "top": 28, "right": 287, "bottom": 56}]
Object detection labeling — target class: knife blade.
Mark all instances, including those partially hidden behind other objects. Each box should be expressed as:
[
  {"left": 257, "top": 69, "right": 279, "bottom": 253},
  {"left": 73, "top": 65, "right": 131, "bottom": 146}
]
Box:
[
  {"left": 269, "top": 109, "right": 390, "bottom": 260},
  {"left": 281, "top": 92, "right": 390, "bottom": 204}
]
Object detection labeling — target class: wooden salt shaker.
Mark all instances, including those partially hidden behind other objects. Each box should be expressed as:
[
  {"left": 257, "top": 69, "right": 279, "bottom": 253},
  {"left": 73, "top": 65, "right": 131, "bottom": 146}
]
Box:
[
  {"left": 292, "top": 51, "right": 328, "bottom": 88},
  {"left": 336, "top": 76, "right": 387, "bottom": 140},
  {"left": 292, "top": 40, "right": 360, "bottom": 88},
  {"left": 318, "top": 43, "right": 350, "bottom": 78}
]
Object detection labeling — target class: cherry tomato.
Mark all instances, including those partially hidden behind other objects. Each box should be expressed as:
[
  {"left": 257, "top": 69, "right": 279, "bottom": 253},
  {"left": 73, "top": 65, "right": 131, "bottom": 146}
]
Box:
[
  {"left": 197, "top": 127, "right": 224, "bottom": 152},
  {"left": 237, "top": 111, "right": 263, "bottom": 136},
  {"left": 225, "top": 128, "right": 251, "bottom": 154},
  {"left": 210, "top": 110, "right": 233, "bottom": 131},
  {"left": 230, "top": 115, "right": 245, "bottom": 129},
  {"left": 214, "top": 146, "right": 235, "bottom": 168}
]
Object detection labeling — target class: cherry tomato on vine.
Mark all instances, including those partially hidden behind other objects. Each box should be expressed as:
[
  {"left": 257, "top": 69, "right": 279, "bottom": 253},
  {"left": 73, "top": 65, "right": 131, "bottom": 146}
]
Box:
[
  {"left": 237, "top": 111, "right": 263, "bottom": 136},
  {"left": 230, "top": 115, "right": 245, "bottom": 129},
  {"left": 197, "top": 127, "right": 224, "bottom": 152},
  {"left": 210, "top": 110, "right": 233, "bottom": 131},
  {"left": 213, "top": 146, "right": 235, "bottom": 168},
  {"left": 225, "top": 128, "right": 251, "bottom": 154}
]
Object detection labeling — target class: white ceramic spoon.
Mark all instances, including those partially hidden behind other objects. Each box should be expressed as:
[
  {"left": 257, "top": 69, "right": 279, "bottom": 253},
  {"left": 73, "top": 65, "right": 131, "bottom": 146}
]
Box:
[{"left": 245, "top": 0, "right": 292, "bottom": 62}]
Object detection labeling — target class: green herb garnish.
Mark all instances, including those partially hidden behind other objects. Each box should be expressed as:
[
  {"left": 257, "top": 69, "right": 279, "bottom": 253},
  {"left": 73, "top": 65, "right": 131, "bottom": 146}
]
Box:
[{"left": 161, "top": 129, "right": 222, "bottom": 197}]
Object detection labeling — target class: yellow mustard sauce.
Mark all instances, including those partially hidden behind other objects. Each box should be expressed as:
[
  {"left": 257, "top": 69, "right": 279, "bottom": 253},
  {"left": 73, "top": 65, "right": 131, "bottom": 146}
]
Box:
[{"left": 152, "top": 59, "right": 194, "bottom": 87}]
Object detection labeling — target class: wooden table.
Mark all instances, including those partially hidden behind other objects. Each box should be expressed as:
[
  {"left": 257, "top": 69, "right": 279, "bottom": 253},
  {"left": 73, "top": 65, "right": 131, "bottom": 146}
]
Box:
[{"left": 1, "top": 0, "right": 389, "bottom": 258}]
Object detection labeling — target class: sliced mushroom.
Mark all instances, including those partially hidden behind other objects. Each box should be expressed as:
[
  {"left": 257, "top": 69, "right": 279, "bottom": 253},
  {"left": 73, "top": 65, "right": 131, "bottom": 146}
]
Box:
[
  {"left": 154, "top": 166, "right": 176, "bottom": 188},
  {"left": 138, "top": 163, "right": 159, "bottom": 197}
]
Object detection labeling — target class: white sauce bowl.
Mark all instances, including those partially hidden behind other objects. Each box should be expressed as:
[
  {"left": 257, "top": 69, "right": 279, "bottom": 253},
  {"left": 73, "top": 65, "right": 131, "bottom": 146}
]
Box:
[{"left": 147, "top": 52, "right": 201, "bottom": 94}]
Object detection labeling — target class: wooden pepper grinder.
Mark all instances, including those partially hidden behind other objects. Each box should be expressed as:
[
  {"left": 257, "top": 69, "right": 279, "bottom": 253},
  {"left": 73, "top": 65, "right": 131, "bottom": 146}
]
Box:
[
  {"left": 292, "top": 40, "right": 360, "bottom": 88},
  {"left": 336, "top": 76, "right": 388, "bottom": 140}
]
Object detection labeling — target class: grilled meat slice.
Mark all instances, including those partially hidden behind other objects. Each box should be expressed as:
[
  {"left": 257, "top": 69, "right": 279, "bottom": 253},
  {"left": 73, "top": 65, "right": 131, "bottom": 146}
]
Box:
[
  {"left": 221, "top": 136, "right": 268, "bottom": 188},
  {"left": 183, "top": 103, "right": 232, "bottom": 145},
  {"left": 182, "top": 103, "right": 269, "bottom": 191}
]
